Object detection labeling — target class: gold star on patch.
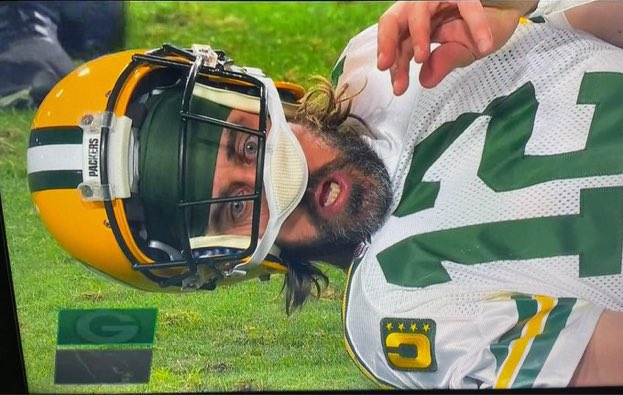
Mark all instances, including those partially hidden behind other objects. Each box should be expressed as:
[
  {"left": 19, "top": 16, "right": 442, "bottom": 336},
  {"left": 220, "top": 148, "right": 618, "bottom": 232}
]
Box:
[
  {"left": 423, "top": 323, "right": 430, "bottom": 332},
  {"left": 410, "top": 323, "right": 417, "bottom": 332},
  {"left": 386, "top": 322, "right": 393, "bottom": 331},
  {"left": 398, "top": 323, "right": 405, "bottom": 331}
]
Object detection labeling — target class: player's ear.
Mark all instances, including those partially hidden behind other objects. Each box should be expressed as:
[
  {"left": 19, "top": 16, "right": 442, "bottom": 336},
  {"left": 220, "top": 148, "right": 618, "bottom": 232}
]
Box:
[{"left": 340, "top": 114, "right": 374, "bottom": 138}]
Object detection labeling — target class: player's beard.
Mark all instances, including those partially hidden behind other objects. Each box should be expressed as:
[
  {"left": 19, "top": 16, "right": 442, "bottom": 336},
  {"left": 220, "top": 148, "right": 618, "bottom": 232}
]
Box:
[{"left": 280, "top": 127, "right": 393, "bottom": 264}]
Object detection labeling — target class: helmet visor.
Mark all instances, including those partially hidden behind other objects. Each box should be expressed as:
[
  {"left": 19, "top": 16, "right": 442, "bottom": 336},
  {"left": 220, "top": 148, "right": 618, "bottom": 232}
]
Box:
[{"left": 138, "top": 81, "right": 265, "bottom": 266}]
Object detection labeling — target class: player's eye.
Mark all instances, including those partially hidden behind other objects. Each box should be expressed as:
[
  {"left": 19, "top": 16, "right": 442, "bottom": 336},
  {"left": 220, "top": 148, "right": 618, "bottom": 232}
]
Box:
[
  {"left": 229, "top": 200, "right": 246, "bottom": 221},
  {"left": 243, "top": 135, "right": 258, "bottom": 162}
]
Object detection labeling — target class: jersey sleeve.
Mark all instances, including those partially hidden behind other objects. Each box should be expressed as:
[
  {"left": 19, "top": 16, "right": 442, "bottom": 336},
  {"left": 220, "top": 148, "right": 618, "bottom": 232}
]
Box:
[{"left": 343, "top": 259, "right": 605, "bottom": 389}]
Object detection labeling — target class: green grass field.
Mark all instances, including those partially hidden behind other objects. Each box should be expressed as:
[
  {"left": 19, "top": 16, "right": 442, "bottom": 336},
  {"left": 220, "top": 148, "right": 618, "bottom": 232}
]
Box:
[{"left": 0, "top": 2, "right": 392, "bottom": 393}]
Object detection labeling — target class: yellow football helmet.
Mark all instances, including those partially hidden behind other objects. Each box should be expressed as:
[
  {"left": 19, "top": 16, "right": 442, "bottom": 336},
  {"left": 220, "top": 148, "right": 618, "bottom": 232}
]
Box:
[{"left": 27, "top": 43, "right": 308, "bottom": 291}]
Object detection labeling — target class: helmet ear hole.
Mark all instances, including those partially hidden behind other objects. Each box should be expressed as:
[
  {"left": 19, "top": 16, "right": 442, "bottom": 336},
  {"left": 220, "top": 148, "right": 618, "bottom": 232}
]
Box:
[
  {"left": 125, "top": 102, "right": 148, "bottom": 129},
  {"left": 128, "top": 67, "right": 184, "bottom": 105}
]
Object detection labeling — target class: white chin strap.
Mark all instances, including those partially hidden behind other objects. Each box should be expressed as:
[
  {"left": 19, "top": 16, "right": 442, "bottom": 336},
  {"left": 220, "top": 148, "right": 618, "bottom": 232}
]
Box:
[{"left": 233, "top": 76, "right": 309, "bottom": 273}]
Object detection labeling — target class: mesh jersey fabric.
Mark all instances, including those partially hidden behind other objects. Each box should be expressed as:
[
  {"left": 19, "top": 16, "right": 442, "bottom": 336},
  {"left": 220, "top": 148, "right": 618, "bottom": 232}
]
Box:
[{"left": 333, "top": 20, "right": 623, "bottom": 389}]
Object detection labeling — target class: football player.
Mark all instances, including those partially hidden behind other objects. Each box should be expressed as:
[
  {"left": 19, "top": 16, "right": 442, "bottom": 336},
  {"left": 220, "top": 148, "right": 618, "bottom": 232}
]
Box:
[
  {"left": 26, "top": 0, "right": 623, "bottom": 389},
  {"left": 337, "top": 0, "right": 623, "bottom": 388}
]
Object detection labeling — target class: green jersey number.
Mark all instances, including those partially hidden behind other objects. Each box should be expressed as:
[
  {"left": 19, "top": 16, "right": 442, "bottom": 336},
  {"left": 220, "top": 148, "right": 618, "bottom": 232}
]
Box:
[{"left": 378, "top": 72, "right": 623, "bottom": 288}]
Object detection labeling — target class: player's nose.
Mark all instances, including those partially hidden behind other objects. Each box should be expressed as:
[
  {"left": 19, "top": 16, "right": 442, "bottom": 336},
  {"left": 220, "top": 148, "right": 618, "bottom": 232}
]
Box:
[{"left": 227, "top": 165, "right": 257, "bottom": 189}]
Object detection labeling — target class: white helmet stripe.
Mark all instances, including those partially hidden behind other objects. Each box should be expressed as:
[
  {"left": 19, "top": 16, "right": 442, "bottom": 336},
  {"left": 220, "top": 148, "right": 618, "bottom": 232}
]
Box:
[{"left": 27, "top": 144, "right": 82, "bottom": 174}]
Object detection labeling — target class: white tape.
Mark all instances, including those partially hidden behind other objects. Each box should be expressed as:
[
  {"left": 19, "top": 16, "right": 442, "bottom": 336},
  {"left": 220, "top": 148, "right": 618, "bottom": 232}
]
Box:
[
  {"left": 529, "top": 0, "right": 597, "bottom": 18},
  {"left": 528, "top": 0, "right": 595, "bottom": 29}
]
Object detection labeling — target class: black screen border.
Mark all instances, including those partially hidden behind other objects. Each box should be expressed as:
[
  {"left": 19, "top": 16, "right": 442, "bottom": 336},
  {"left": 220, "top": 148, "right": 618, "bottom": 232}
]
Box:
[{"left": 0, "top": 193, "right": 28, "bottom": 394}]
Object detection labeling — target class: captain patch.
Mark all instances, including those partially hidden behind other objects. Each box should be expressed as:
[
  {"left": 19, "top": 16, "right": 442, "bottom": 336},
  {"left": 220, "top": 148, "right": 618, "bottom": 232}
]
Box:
[{"left": 381, "top": 318, "right": 437, "bottom": 372}]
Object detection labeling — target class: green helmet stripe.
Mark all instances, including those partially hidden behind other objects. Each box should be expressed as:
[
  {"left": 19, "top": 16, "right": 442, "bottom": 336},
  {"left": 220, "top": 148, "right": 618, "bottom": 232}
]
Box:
[
  {"left": 29, "top": 127, "right": 83, "bottom": 147},
  {"left": 28, "top": 170, "right": 83, "bottom": 192}
]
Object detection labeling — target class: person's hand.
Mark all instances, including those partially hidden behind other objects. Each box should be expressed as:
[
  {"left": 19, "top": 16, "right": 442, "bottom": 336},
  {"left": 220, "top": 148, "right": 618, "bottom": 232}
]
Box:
[{"left": 377, "top": 1, "right": 537, "bottom": 95}]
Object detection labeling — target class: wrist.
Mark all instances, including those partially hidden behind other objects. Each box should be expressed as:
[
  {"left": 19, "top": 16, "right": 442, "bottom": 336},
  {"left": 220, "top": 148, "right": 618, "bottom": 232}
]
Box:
[
  {"left": 520, "top": 0, "right": 539, "bottom": 17},
  {"left": 528, "top": 0, "right": 597, "bottom": 18},
  {"left": 481, "top": 1, "right": 539, "bottom": 18}
]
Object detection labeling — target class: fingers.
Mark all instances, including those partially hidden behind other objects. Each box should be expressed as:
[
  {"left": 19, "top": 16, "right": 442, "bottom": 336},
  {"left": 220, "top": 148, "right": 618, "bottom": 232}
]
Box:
[
  {"left": 377, "top": 1, "right": 495, "bottom": 93},
  {"left": 456, "top": 1, "right": 493, "bottom": 54},
  {"left": 419, "top": 42, "right": 476, "bottom": 88},
  {"left": 379, "top": 2, "right": 435, "bottom": 67},
  {"left": 407, "top": 3, "right": 432, "bottom": 64},
  {"left": 390, "top": 37, "right": 413, "bottom": 95},
  {"left": 377, "top": 1, "right": 419, "bottom": 95},
  {"left": 378, "top": 1, "right": 436, "bottom": 95},
  {"left": 377, "top": 2, "right": 408, "bottom": 71}
]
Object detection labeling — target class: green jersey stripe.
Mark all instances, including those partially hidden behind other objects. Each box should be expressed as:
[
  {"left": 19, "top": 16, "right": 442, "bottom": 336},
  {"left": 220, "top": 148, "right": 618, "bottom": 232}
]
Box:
[
  {"left": 29, "top": 127, "right": 83, "bottom": 148},
  {"left": 511, "top": 298, "right": 576, "bottom": 388},
  {"left": 331, "top": 56, "right": 346, "bottom": 87},
  {"left": 29, "top": 170, "right": 83, "bottom": 192},
  {"left": 491, "top": 295, "right": 538, "bottom": 372}
]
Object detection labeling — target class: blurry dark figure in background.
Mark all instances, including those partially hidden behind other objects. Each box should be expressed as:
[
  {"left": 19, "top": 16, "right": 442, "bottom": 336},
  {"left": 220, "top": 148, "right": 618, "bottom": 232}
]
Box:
[
  {"left": 0, "top": 1, "right": 126, "bottom": 109},
  {"left": 57, "top": 1, "right": 126, "bottom": 61}
]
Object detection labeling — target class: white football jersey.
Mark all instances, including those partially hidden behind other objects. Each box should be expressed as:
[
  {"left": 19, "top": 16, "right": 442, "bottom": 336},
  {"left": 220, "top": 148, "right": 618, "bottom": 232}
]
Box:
[{"left": 333, "top": 20, "right": 623, "bottom": 389}]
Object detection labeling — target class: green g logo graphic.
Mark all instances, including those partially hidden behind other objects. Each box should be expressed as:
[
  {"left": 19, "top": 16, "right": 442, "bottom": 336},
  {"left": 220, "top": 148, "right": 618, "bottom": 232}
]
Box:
[
  {"left": 57, "top": 309, "right": 157, "bottom": 346},
  {"left": 75, "top": 311, "right": 140, "bottom": 343}
]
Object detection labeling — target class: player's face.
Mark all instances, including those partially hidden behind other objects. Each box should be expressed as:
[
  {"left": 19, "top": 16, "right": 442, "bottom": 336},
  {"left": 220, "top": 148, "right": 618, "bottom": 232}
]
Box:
[{"left": 208, "top": 110, "right": 392, "bottom": 261}]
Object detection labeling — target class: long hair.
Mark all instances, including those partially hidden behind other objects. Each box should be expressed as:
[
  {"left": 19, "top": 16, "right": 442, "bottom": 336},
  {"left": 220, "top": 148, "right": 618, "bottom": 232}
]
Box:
[
  {"left": 280, "top": 76, "right": 367, "bottom": 314},
  {"left": 281, "top": 253, "right": 329, "bottom": 315},
  {"left": 294, "top": 76, "right": 366, "bottom": 136}
]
